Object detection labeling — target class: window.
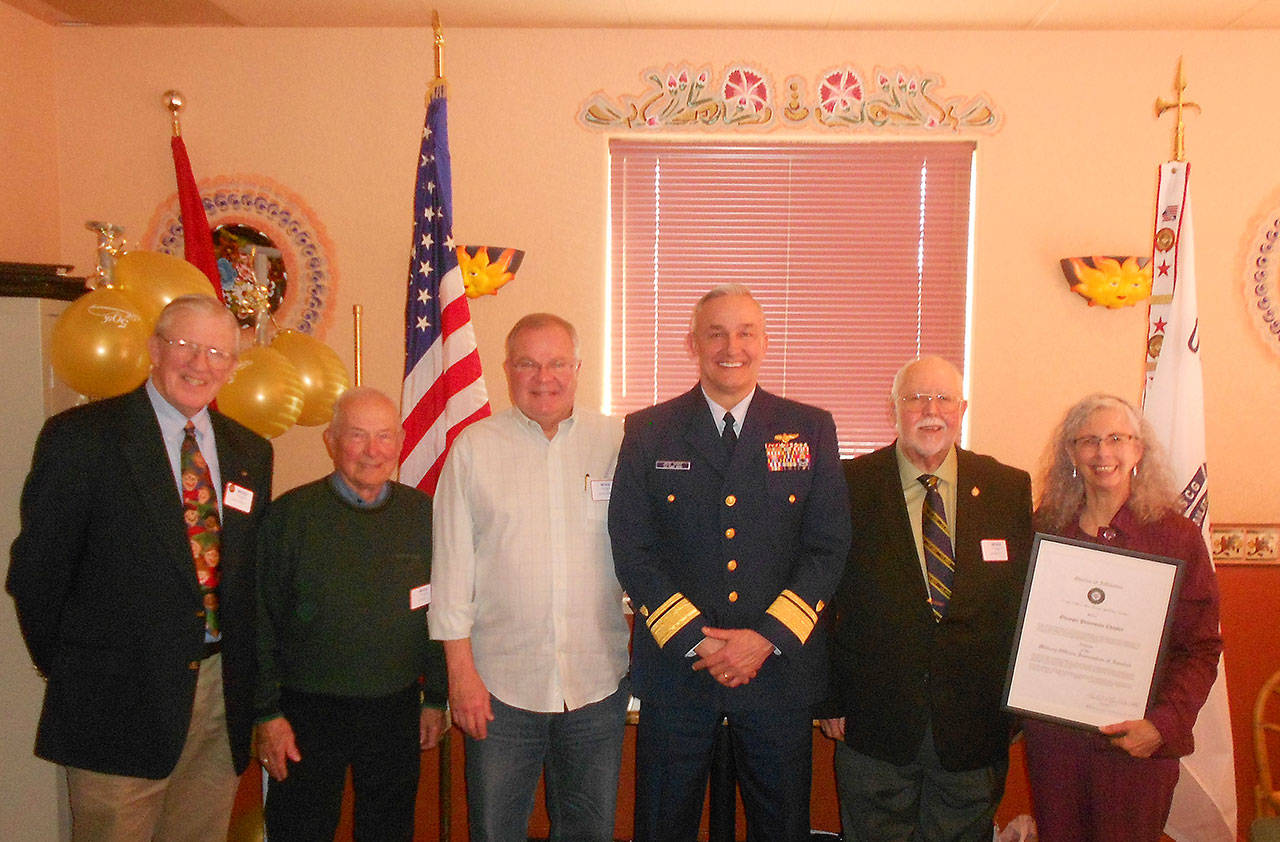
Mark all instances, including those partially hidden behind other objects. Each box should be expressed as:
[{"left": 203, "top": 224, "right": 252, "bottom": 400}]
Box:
[{"left": 607, "top": 140, "right": 974, "bottom": 455}]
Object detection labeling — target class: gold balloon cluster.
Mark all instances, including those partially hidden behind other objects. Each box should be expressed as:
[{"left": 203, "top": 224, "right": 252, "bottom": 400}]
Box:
[
  {"left": 51, "top": 251, "right": 213, "bottom": 399},
  {"left": 51, "top": 250, "right": 350, "bottom": 439},
  {"left": 218, "top": 331, "right": 350, "bottom": 438}
]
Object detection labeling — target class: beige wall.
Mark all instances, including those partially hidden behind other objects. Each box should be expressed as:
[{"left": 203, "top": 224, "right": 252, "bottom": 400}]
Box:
[
  {"left": 1, "top": 6, "right": 68, "bottom": 841},
  {"left": 34, "top": 25, "right": 1280, "bottom": 514}
]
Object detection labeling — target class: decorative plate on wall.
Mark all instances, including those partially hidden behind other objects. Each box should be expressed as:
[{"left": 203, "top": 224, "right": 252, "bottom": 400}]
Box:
[
  {"left": 1241, "top": 196, "right": 1280, "bottom": 357},
  {"left": 143, "top": 175, "right": 338, "bottom": 337}
]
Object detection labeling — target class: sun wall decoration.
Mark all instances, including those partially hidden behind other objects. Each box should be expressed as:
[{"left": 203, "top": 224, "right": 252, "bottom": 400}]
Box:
[
  {"left": 579, "top": 63, "right": 1001, "bottom": 133},
  {"left": 458, "top": 246, "right": 524, "bottom": 298},
  {"left": 1059, "top": 256, "right": 1153, "bottom": 309}
]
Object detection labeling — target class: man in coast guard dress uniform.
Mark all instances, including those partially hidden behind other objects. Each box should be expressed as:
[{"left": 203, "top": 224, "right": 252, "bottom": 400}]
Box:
[{"left": 609, "top": 284, "right": 851, "bottom": 842}]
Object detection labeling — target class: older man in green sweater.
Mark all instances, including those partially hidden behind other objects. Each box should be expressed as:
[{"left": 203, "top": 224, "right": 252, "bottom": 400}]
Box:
[{"left": 254, "top": 387, "right": 446, "bottom": 842}]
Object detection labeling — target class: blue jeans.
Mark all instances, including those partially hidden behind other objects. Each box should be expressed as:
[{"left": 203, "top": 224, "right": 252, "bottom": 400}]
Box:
[{"left": 464, "top": 679, "right": 629, "bottom": 842}]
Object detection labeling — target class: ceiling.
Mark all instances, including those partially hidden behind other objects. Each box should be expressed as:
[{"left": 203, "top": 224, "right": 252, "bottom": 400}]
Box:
[{"left": 6, "top": 0, "right": 1280, "bottom": 29}]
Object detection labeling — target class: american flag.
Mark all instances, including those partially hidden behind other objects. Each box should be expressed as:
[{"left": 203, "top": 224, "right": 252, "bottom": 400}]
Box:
[{"left": 399, "top": 79, "right": 490, "bottom": 494}]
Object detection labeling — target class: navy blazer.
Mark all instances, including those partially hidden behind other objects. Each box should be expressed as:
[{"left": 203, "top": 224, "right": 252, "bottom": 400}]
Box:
[
  {"left": 609, "top": 386, "right": 851, "bottom": 711},
  {"left": 825, "top": 443, "right": 1032, "bottom": 770},
  {"left": 7, "top": 386, "right": 272, "bottom": 779}
]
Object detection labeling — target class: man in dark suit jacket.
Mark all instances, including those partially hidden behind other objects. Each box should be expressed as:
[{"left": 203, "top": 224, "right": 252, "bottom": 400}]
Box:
[
  {"left": 610, "top": 285, "right": 851, "bottom": 842},
  {"left": 819, "top": 356, "right": 1032, "bottom": 842},
  {"left": 8, "top": 294, "right": 272, "bottom": 841}
]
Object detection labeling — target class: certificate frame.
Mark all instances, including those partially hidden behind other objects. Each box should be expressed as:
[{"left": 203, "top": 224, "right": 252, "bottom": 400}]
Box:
[{"left": 1001, "top": 532, "right": 1184, "bottom": 732}]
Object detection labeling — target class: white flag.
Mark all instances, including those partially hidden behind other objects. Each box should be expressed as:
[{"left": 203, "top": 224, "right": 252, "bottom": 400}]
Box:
[{"left": 1142, "top": 160, "right": 1237, "bottom": 842}]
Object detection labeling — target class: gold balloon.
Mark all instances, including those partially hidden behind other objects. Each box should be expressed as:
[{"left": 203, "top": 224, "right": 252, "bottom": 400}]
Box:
[
  {"left": 269, "top": 330, "right": 351, "bottom": 426},
  {"left": 112, "top": 250, "right": 219, "bottom": 325},
  {"left": 216, "top": 346, "right": 305, "bottom": 439},
  {"left": 50, "top": 286, "right": 152, "bottom": 398}
]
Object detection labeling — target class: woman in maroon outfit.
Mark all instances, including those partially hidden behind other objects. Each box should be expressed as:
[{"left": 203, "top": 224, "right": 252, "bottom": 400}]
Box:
[{"left": 1024, "top": 394, "right": 1222, "bottom": 842}]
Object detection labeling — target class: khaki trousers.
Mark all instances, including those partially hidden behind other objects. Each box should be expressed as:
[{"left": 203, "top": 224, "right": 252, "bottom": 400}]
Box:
[{"left": 65, "top": 653, "right": 241, "bottom": 842}]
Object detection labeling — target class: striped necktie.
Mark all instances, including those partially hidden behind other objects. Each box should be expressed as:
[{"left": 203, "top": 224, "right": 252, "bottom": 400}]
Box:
[{"left": 918, "top": 474, "right": 955, "bottom": 621}]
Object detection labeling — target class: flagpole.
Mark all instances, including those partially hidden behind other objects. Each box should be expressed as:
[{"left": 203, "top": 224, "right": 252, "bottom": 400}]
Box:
[
  {"left": 352, "top": 304, "right": 363, "bottom": 386},
  {"left": 1154, "top": 57, "right": 1200, "bottom": 163},
  {"left": 163, "top": 89, "right": 184, "bottom": 137},
  {"left": 432, "top": 10, "right": 445, "bottom": 82}
]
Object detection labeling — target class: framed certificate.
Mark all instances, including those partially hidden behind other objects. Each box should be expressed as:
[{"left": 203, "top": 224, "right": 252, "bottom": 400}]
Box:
[{"left": 1002, "top": 533, "right": 1184, "bottom": 731}]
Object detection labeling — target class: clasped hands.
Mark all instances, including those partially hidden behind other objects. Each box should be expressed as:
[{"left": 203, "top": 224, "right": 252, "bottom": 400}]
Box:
[{"left": 692, "top": 626, "right": 773, "bottom": 688}]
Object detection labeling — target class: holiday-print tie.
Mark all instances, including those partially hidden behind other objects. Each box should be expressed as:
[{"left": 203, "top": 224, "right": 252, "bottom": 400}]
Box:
[{"left": 182, "top": 422, "right": 222, "bottom": 637}]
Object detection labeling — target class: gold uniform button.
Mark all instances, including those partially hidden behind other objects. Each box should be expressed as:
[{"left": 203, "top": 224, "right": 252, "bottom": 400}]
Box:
[
  {"left": 725, "top": 494, "right": 736, "bottom": 507},
  {"left": 816, "top": 600, "right": 825, "bottom": 612},
  {"left": 639, "top": 605, "right": 649, "bottom": 617},
  {"left": 727, "top": 560, "right": 738, "bottom": 572},
  {"left": 728, "top": 591, "right": 739, "bottom": 602},
  {"left": 667, "top": 494, "right": 676, "bottom": 503},
  {"left": 724, "top": 527, "right": 736, "bottom": 539},
  {"left": 196, "top": 610, "right": 205, "bottom": 619},
  {"left": 188, "top": 661, "right": 200, "bottom": 671},
  {"left": 788, "top": 494, "right": 797, "bottom": 503}
]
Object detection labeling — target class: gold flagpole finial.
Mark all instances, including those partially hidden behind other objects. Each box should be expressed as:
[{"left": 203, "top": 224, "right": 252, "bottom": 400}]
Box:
[
  {"left": 432, "top": 10, "right": 445, "bottom": 82},
  {"left": 162, "top": 89, "right": 185, "bottom": 137},
  {"left": 1154, "top": 57, "right": 1201, "bottom": 162}
]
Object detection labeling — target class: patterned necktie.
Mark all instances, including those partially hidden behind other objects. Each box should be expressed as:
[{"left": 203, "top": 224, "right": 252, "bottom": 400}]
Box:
[
  {"left": 722, "top": 411, "right": 737, "bottom": 452},
  {"left": 182, "top": 422, "right": 222, "bottom": 637},
  {"left": 918, "top": 474, "right": 955, "bottom": 621}
]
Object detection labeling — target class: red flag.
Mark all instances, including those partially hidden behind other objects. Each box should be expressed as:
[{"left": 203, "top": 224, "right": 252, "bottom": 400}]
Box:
[{"left": 171, "top": 135, "right": 224, "bottom": 302}]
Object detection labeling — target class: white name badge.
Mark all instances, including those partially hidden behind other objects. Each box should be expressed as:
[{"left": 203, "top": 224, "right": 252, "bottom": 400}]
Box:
[
  {"left": 590, "top": 479, "right": 613, "bottom": 501},
  {"left": 410, "top": 583, "right": 431, "bottom": 610},
  {"left": 981, "top": 539, "right": 1009, "bottom": 562},
  {"left": 224, "top": 482, "right": 254, "bottom": 513}
]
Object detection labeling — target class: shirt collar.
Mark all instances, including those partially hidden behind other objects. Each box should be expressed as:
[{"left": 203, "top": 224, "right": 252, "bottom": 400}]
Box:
[
  {"left": 701, "top": 386, "right": 755, "bottom": 434},
  {"left": 328, "top": 471, "right": 391, "bottom": 508},
  {"left": 146, "top": 378, "right": 213, "bottom": 438},
  {"left": 895, "top": 441, "right": 958, "bottom": 491},
  {"left": 511, "top": 405, "right": 577, "bottom": 439}
]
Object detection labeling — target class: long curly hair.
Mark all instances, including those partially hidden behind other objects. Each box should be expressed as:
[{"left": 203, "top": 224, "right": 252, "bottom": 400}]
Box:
[{"left": 1034, "top": 393, "right": 1180, "bottom": 533}]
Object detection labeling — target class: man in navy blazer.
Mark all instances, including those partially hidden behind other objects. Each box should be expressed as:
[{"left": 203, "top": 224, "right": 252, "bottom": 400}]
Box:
[
  {"left": 610, "top": 285, "right": 851, "bottom": 842},
  {"left": 818, "top": 356, "right": 1032, "bottom": 842},
  {"left": 8, "top": 295, "right": 272, "bottom": 841}
]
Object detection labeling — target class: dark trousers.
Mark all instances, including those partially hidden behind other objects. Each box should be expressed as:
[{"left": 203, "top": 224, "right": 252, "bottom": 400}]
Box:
[
  {"left": 834, "top": 721, "right": 1007, "bottom": 842},
  {"left": 264, "top": 684, "right": 422, "bottom": 842},
  {"left": 634, "top": 701, "right": 813, "bottom": 842}
]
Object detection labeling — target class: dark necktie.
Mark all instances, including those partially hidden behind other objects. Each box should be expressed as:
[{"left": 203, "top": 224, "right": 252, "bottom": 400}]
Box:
[
  {"left": 182, "top": 422, "right": 222, "bottom": 637},
  {"left": 918, "top": 474, "right": 955, "bottom": 621},
  {"left": 721, "top": 411, "right": 737, "bottom": 452}
]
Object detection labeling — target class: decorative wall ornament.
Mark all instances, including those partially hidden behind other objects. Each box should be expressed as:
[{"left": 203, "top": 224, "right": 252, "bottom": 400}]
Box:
[
  {"left": 1211, "top": 523, "right": 1280, "bottom": 564},
  {"left": 143, "top": 175, "right": 338, "bottom": 337},
  {"left": 1059, "top": 256, "right": 1152, "bottom": 308},
  {"left": 1241, "top": 197, "right": 1280, "bottom": 356},
  {"left": 579, "top": 63, "right": 1001, "bottom": 133}
]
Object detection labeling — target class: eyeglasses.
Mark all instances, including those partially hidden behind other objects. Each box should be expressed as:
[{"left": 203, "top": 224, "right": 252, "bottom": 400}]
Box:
[
  {"left": 510, "top": 359, "right": 578, "bottom": 375},
  {"left": 157, "top": 335, "right": 238, "bottom": 371},
  {"left": 897, "top": 393, "right": 962, "bottom": 410},
  {"left": 1071, "top": 433, "right": 1137, "bottom": 451}
]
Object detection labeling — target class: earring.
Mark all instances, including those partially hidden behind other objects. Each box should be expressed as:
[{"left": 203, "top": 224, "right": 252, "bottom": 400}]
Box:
[
  {"left": 1071, "top": 464, "right": 1078, "bottom": 479},
  {"left": 1132, "top": 464, "right": 1139, "bottom": 478}
]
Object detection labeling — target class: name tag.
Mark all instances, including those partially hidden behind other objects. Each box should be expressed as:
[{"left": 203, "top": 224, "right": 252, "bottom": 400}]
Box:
[
  {"left": 590, "top": 479, "right": 612, "bottom": 501},
  {"left": 224, "top": 482, "right": 254, "bottom": 513},
  {"left": 656, "top": 460, "right": 691, "bottom": 471},
  {"left": 980, "top": 539, "right": 1009, "bottom": 562},
  {"left": 410, "top": 583, "right": 431, "bottom": 610}
]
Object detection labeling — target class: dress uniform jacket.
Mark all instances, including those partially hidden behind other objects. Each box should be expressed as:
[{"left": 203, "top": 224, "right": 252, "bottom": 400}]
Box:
[
  {"left": 7, "top": 386, "right": 273, "bottom": 779},
  {"left": 825, "top": 443, "right": 1032, "bottom": 770},
  {"left": 609, "top": 386, "right": 851, "bottom": 711}
]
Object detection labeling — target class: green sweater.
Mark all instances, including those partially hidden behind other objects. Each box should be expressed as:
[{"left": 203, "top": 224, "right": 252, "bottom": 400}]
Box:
[{"left": 255, "top": 477, "right": 446, "bottom": 719}]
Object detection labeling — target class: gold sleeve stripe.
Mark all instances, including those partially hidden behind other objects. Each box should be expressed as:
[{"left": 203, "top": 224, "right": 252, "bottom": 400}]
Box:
[
  {"left": 766, "top": 589, "right": 819, "bottom": 644},
  {"left": 646, "top": 593, "right": 700, "bottom": 648}
]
